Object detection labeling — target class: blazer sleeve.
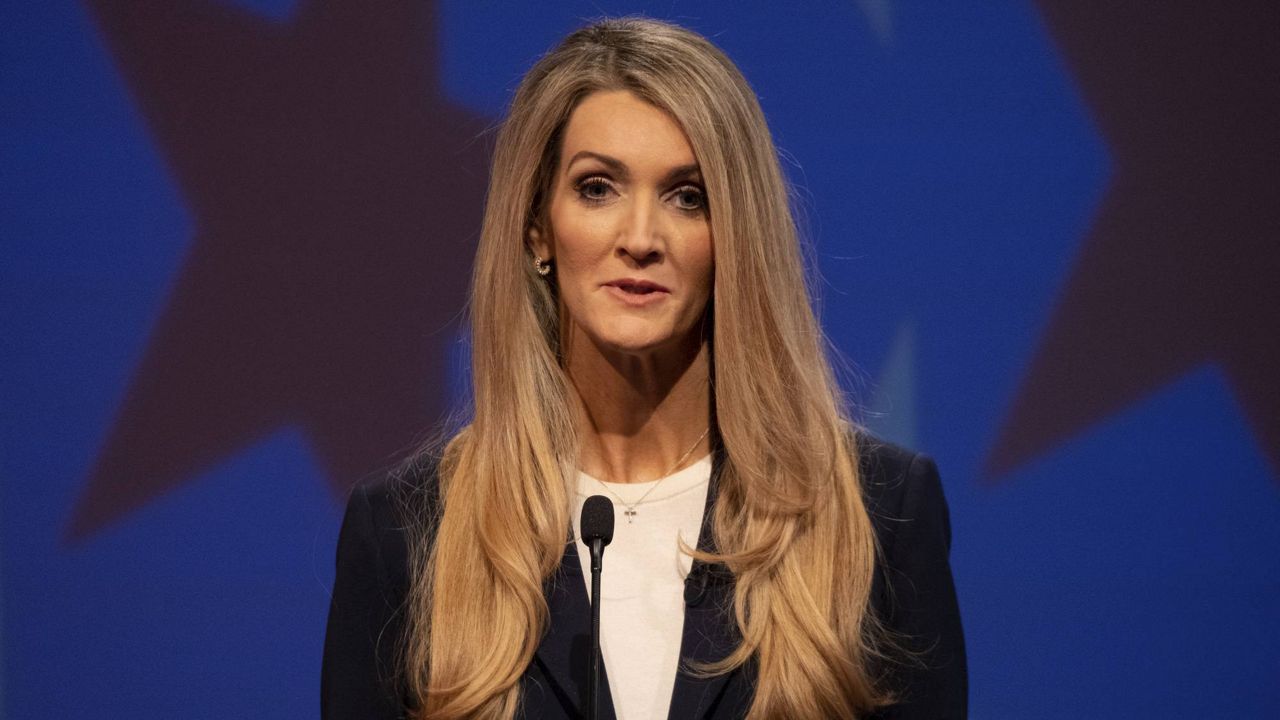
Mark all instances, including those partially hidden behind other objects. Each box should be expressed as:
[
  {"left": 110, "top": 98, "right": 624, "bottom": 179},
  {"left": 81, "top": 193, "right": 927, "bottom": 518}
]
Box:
[
  {"left": 874, "top": 452, "right": 968, "bottom": 720},
  {"left": 321, "top": 483, "right": 409, "bottom": 720}
]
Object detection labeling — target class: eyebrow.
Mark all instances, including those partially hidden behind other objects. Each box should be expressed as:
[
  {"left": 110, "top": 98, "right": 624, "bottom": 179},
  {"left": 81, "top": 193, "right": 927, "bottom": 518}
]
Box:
[{"left": 565, "top": 150, "right": 702, "bottom": 185}]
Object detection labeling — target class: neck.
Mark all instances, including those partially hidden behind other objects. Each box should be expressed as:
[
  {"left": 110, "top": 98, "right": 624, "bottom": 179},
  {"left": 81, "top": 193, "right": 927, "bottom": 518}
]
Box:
[{"left": 565, "top": 331, "right": 712, "bottom": 485}]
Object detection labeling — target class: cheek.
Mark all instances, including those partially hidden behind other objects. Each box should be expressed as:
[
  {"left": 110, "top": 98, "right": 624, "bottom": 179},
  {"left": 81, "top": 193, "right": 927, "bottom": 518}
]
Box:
[
  {"left": 554, "top": 240, "right": 604, "bottom": 296},
  {"left": 549, "top": 208, "right": 611, "bottom": 271},
  {"left": 547, "top": 215, "right": 607, "bottom": 325}
]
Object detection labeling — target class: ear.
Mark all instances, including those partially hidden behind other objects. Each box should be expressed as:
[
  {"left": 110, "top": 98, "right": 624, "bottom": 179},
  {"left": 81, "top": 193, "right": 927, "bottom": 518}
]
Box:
[{"left": 527, "top": 224, "right": 553, "bottom": 261}]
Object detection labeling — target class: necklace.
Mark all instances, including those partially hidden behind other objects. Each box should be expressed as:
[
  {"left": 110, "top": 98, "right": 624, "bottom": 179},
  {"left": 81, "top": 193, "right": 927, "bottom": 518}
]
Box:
[{"left": 590, "top": 426, "right": 711, "bottom": 523}]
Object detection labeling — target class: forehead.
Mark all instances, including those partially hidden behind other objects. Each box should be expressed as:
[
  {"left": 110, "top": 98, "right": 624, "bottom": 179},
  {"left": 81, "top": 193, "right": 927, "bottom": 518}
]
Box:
[{"left": 559, "top": 90, "right": 698, "bottom": 170}]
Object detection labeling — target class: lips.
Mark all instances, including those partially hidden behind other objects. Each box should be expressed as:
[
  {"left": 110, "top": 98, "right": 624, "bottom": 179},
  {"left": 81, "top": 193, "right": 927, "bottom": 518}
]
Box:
[
  {"left": 604, "top": 278, "right": 670, "bottom": 295},
  {"left": 602, "top": 278, "right": 670, "bottom": 307}
]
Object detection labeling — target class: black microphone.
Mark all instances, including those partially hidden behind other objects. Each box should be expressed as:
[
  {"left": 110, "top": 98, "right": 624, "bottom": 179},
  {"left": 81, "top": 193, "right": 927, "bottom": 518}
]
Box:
[{"left": 579, "top": 495, "right": 614, "bottom": 720}]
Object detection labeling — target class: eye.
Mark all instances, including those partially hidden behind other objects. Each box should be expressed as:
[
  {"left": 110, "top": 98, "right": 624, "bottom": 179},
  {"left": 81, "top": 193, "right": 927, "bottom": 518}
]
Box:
[
  {"left": 671, "top": 184, "right": 707, "bottom": 213},
  {"left": 574, "top": 176, "right": 615, "bottom": 204}
]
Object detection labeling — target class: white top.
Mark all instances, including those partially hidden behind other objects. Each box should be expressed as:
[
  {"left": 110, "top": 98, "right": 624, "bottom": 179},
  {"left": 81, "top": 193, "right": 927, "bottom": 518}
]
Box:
[{"left": 571, "top": 455, "right": 713, "bottom": 720}]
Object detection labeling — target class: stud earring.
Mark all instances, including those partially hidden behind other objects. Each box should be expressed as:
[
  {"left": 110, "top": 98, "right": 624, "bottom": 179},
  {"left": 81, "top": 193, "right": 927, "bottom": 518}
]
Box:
[{"left": 533, "top": 255, "right": 552, "bottom": 276}]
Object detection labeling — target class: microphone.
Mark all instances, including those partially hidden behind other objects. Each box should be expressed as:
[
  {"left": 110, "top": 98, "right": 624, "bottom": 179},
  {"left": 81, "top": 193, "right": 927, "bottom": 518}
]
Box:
[{"left": 579, "top": 495, "right": 614, "bottom": 720}]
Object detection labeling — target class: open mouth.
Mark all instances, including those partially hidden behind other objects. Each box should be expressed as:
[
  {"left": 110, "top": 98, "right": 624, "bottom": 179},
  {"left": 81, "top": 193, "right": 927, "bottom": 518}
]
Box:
[
  {"left": 617, "top": 283, "right": 657, "bottom": 295},
  {"left": 603, "top": 279, "right": 670, "bottom": 306},
  {"left": 609, "top": 280, "right": 668, "bottom": 295}
]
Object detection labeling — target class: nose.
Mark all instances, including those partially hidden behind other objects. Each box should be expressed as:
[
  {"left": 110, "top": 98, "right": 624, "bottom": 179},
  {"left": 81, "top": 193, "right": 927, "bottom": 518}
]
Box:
[{"left": 616, "top": 193, "right": 664, "bottom": 265}]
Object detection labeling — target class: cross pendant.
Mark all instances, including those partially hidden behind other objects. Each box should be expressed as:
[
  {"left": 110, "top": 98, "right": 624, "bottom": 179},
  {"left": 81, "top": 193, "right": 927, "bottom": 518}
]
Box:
[{"left": 624, "top": 508, "right": 637, "bottom": 523}]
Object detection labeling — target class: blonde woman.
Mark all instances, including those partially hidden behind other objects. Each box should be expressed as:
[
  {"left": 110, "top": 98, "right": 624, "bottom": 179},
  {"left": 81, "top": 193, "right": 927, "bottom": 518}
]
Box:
[{"left": 323, "top": 17, "right": 965, "bottom": 720}]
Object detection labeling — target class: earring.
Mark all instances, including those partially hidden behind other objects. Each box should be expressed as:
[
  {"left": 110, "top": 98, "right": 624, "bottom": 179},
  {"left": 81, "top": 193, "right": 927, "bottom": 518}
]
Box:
[{"left": 533, "top": 255, "right": 552, "bottom": 276}]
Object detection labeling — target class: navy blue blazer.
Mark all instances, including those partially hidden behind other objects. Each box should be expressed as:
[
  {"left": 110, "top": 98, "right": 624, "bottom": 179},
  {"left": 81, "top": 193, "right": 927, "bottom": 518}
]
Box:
[{"left": 321, "top": 434, "right": 967, "bottom": 719}]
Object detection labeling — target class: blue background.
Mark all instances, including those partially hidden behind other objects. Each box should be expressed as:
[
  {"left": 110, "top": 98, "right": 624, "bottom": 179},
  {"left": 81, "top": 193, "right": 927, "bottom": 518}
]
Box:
[{"left": 3, "top": 1, "right": 1277, "bottom": 717}]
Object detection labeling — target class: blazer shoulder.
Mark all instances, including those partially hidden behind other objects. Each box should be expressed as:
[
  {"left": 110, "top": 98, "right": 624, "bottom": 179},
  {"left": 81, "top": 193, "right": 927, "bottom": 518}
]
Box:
[
  {"left": 363, "top": 453, "right": 443, "bottom": 528},
  {"left": 853, "top": 433, "right": 967, "bottom": 718},
  {"left": 354, "top": 452, "right": 443, "bottom": 578},
  {"left": 321, "top": 453, "right": 441, "bottom": 719},
  {"left": 853, "top": 431, "right": 952, "bottom": 561},
  {"left": 855, "top": 432, "right": 935, "bottom": 515}
]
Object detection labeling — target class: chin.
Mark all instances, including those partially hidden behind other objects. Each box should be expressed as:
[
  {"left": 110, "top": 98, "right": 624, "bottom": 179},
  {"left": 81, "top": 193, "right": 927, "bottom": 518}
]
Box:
[
  {"left": 585, "top": 319, "right": 682, "bottom": 356},
  {"left": 593, "top": 332, "right": 670, "bottom": 356},
  {"left": 573, "top": 314, "right": 700, "bottom": 358}
]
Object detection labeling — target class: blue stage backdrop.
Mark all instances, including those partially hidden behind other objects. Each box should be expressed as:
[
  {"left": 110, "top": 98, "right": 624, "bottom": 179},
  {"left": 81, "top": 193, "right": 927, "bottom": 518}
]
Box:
[{"left": 3, "top": 1, "right": 1277, "bottom": 717}]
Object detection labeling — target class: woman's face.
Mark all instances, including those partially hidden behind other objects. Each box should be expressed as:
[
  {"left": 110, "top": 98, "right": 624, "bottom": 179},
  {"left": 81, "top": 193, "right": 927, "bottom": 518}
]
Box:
[{"left": 531, "top": 90, "right": 714, "bottom": 358}]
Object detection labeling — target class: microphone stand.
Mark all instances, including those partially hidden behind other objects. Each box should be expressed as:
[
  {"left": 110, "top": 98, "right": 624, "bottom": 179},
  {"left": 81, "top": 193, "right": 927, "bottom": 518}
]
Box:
[
  {"left": 589, "top": 537, "right": 605, "bottom": 720},
  {"left": 579, "top": 495, "right": 613, "bottom": 720}
]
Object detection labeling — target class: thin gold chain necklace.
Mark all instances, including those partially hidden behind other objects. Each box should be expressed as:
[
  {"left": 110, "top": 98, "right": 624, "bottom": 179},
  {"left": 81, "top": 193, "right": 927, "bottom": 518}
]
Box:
[{"left": 589, "top": 426, "right": 710, "bottom": 523}]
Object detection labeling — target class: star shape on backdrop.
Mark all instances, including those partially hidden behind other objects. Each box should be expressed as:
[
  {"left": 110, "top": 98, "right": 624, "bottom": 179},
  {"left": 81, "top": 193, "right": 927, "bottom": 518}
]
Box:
[
  {"left": 985, "top": 1, "right": 1280, "bottom": 479},
  {"left": 68, "top": 0, "right": 490, "bottom": 540}
]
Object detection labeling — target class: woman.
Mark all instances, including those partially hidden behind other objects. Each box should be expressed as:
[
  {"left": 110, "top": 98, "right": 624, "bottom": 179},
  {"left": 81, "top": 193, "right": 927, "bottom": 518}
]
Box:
[{"left": 322, "top": 16, "right": 965, "bottom": 720}]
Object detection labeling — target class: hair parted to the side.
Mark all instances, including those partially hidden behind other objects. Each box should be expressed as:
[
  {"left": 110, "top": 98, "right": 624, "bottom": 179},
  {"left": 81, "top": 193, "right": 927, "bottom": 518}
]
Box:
[{"left": 402, "top": 16, "right": 891, "bottom": 719}]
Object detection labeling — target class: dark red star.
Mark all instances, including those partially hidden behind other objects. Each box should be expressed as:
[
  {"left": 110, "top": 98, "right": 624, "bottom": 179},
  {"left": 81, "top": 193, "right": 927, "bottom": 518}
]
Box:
[
  {"left": 68, "top": 0, "right": 489, "bottom": 539},
  {"left": 985, "top": 1, "right": 1280, "bottom": 478}
]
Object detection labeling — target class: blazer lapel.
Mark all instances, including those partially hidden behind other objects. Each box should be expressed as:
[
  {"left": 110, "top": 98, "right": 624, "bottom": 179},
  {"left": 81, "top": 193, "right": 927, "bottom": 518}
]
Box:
[
  {"left": 666, "top": 446, "right": 744, "bottom": 719},
  {"left": 529, "top": 536, "right": 618, "bottom": 720}
]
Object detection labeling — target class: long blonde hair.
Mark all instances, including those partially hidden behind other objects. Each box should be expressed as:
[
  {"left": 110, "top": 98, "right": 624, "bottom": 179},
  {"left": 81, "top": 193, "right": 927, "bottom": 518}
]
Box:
[{"left": 403, "top": 17, "right": 888, "bottom": 719}]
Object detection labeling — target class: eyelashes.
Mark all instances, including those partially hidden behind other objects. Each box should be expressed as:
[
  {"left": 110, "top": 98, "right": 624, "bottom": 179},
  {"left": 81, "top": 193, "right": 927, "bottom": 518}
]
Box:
[
  {"left": 572, "top": 174, "right": 708, "bottom": 213},
  {"left": 671, "top": 185, "right": 708, "bottom": 213},
  {"left": 575, "top": 176, "right": 615, "bottom": 203}
]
